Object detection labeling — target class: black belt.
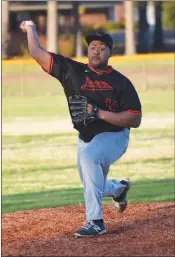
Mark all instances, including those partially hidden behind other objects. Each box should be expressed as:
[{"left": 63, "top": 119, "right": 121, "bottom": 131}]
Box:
[{"left": 79, "top": 128, "right": 128, "bottom": 143}]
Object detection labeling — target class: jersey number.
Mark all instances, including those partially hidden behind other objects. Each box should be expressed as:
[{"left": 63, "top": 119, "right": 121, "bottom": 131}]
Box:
[{"left": 105, "top": 98, "right": 118, "bottom": 112}]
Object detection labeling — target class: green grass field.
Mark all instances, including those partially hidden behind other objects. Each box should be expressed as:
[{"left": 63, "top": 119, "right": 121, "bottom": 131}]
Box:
[{"left": 2, "top": 57, "right": 174, "bottom": 214}]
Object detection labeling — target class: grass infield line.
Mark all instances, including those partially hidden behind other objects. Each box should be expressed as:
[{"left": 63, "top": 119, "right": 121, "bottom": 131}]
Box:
[{"left": 2, "top": 53, "right": 174, "bottom": 66}]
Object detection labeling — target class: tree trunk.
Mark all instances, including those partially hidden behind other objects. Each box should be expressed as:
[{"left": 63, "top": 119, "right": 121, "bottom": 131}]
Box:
[
  {"left": 73, "top": 1, "right": 83, "bottom": 58},
  {"left": 2, "top": 0, "right": 9, "bottom": 59},
  {"left": 138, "top": 1, "right": 149, "bottom": 53},
  {"left": 152, "top": 1, "right": 165, "bottom": 52},
  {"left": 47, "top": 1, "right": 58, "bottom": 53},
  {"left": 125, "top": 1, "right": 136, "bottom": 55}
]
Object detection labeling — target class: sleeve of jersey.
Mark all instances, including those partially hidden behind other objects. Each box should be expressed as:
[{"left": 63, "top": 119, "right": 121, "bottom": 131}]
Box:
[
  {"left": 44, "top": 53, "right": 72, "bottom": 84},
  {"left": 120, "top": 78, "right": 142, "bottom": 116}
]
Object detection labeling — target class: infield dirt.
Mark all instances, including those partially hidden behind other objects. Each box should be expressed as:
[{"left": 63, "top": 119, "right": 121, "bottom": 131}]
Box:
[{"left": 2, "top": 202, "right": 174, "bottom": 256}]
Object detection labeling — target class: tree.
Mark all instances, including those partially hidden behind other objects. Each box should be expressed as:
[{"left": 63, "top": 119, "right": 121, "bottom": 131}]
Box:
[
  {"left": 124, "top": 1, "right": 136, "bottom": 55},
  {"left": 73, "top": 1, "right": 83, "bottom": 58},
  {"left": 2, "top": 0, "right": 9, "bottom": 59},
  {"left": 138, "top": 1, "right": 149, "bottom": 53},
  {"left": 47, "top": 0, "right": 58, "bottom": 53},
  {"left": 152, "top": 1, "right": 165, "bottom": 52}
]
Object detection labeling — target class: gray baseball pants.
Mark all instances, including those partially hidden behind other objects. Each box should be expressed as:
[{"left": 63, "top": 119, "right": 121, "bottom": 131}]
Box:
[{"left": 77, "top": 128, "right": 130, "bottom": 221}]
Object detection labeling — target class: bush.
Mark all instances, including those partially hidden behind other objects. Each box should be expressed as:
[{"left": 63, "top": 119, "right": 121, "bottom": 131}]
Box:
[
  {"left": 105, "top": 21, "right": 125, "bottom": 32},
  {"left": 105, "top": 21, "right": 138, "bottom": 33},
  {"left": 20, "top": 44, "right": 29, "bottom": 56},
  {"left": 163, "top": 2, "right": 175, "bottom": 30},
  {"left": 59, "top": 35, "right": 74, "bottom": 57}
]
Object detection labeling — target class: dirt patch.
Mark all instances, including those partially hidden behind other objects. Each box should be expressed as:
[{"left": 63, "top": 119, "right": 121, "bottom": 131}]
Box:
[
  {"left": 2, "top": 115, "right": 174, "bottom": 135},
  {"left": 2, "top": 202, "right": 174, "bottom": 256}
]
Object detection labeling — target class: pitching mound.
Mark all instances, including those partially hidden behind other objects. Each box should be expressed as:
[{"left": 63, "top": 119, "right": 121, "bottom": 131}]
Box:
[{"left": 2, "top": 202, "right": 174, "bottom": 256}]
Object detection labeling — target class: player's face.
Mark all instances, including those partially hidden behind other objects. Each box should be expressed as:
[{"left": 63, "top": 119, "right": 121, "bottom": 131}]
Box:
[{"left": 88, "top": 40, "right": 110, "bottom": 69}]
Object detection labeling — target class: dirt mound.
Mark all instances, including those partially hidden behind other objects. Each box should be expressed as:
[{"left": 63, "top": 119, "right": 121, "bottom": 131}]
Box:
[{"left": 2, "top": 202, "right": 175, "bottom": 256}]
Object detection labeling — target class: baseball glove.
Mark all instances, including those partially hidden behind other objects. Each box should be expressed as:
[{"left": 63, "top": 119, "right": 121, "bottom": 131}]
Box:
[{"left": 68, "top": 94, "right": 99, "bottom": 125}]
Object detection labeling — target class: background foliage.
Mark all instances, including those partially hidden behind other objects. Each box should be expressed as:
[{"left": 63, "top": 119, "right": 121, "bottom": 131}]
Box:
[{"left": 163, "top": 2, "right": 175, "bottom": 29}]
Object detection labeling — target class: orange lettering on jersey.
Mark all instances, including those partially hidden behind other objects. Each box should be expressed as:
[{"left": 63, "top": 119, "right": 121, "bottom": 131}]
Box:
[{"left": 81, "top": 76, "right": 113, "bottom": 91}]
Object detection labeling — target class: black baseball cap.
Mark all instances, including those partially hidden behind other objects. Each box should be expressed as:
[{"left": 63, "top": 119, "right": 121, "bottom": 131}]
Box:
[{"left": 85, "top": 32, "right": 113, "bottom": 50}]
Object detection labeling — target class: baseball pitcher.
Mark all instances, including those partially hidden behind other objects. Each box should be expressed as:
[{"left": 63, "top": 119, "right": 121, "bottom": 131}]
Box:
[{"left": 20, "top": 20, "right": 142, "bottom": 238}]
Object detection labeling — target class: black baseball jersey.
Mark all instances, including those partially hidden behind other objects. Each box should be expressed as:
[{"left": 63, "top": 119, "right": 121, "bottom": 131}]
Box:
[{"left": 42, "top": 53, "right": 142, "bottom": 142}]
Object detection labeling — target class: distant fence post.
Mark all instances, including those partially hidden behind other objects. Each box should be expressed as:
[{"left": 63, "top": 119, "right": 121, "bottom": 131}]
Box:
[
  {"left": 2, "top": 0, "right": 9, "bottom": 59},
  {"left": 124, "top": 1, "right": 136, "bottom": 55},
  {"left": 47, "top": 1, "right": 58, "bottom": 53},
  {"left": 73, "top": 1, "right": 83, "bottom": 58}
]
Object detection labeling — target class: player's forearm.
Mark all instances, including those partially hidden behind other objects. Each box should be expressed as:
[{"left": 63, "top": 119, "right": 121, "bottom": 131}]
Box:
[
  {"left": 25, "top": 25, "right": 50, "bottom": 72},
  {"left": 26, "top": 26, "right": 44, "bottom": 59},
  {"left": 98, "top": 109, "right": 141, "bottom": 128}
]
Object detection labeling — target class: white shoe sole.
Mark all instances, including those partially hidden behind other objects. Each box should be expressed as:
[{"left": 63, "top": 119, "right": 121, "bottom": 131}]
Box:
[
  {"left": 113, "top": 178, "right": 131, "bottom": 213},
  {"left": 74, "top": 229, "right": 107, "bottom": 238}
]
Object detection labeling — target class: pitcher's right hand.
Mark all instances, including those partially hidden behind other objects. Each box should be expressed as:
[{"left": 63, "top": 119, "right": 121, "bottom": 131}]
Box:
[{"left": 20, "top": 20, "right": 36, "bottom": 33}]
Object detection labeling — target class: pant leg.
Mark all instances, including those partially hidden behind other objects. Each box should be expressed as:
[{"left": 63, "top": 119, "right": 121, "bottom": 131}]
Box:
[
  {"left": 77, "top": 138, "right": 87, "bottom": 183},
  {"left": 77, "top": 142, "right": 127, "bottom": 216},
  {"left": 103, "top": 178, "right": 126, "bottom": 197},
  {"left": 100, "top": 129, "right": 130, "bottom": 198},
  {"left": 78, "top": 129, "right": 130, "bottom": 221}
]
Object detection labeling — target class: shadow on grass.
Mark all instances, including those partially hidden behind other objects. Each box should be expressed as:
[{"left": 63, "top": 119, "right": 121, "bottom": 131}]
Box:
[
  {"left": 4, "top": 164, "right": 77, "bottom": 174},
  {"left": 2, "top": 178, "right": 174, "bottom": 214}
]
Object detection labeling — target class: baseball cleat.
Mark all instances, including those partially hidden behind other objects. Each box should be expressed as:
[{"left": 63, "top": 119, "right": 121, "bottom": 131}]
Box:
[
  {"left": 74, "top": 220, "right": 106, "bottom": 238},
  {"left": 113, "top": 178, "right": 131, "bottom": 213}
]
